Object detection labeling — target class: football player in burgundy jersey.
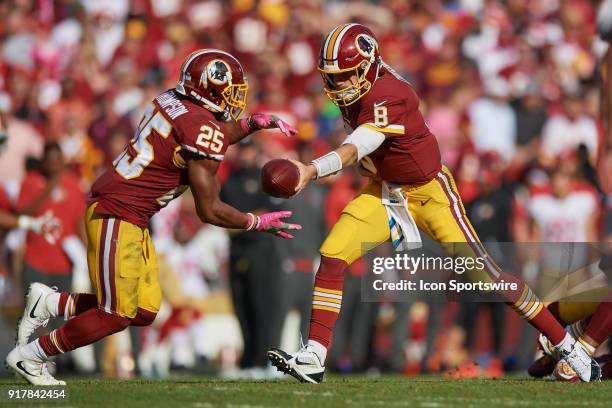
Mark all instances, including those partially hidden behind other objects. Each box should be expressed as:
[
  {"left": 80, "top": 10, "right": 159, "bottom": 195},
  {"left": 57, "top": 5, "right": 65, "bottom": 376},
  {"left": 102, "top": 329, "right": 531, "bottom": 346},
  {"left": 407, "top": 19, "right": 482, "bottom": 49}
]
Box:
[
  {"left": 6, "top": 49, "right": 300, "bottom": 385},
  {"left": 267, "top": 24, "right": 600, "bottom": 383}
]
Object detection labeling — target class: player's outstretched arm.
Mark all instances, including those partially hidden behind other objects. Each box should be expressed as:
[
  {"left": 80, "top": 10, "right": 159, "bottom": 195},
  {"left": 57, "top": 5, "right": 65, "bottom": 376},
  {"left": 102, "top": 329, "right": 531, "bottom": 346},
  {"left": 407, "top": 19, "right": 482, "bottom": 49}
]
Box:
[
  {"left": 187, "top": 158, "right": 301, "bottom": 238},
  {"left": 290, "top": 125, "right": 387, "bottom": 194},
  {"left": 227, "top": 114, "right": 297, "bottom": 145}
]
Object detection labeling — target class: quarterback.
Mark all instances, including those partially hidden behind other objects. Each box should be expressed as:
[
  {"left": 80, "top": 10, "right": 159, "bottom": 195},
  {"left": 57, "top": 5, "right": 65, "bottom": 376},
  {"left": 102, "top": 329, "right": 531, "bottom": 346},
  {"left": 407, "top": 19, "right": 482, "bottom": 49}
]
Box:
[
  {"left": 268, "top": 24, "right": 601, "bottom": 383},
  {"left": 5, "top": 49, "right": 300, "bottom": 385}
]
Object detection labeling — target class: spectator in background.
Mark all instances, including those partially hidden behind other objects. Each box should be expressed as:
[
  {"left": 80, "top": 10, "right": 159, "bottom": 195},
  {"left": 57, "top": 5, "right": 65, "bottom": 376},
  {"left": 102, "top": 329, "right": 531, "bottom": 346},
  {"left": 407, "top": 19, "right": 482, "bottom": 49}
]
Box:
[
  {"left": 529, "top": 166, "right": 599, "bottom": 244},
  {"left": 540, "top": 92, "right": 601, "bottom": 167},
  {"left": 46, "top": 78, "right": 91, "bottom": 142},
  {"left": 0, "top": 107, "right": 43, "bottom": 189},
  {"left": 221, "top": 141, "right": 283, "bottom": 378},
  {"left": 512, "top": 83, "right": 547, "bottom": 169},
  {"left": 426, "top": 88, "right": 467, "bottom": 171},
  {"left": 467, "top": 78, "right": 517, "bottom": 162},
  {"left": 528, "top": 165, "right": 600, "bottom": 301},
  {"left": 17, "top": 142, "right": 85, "bottom": 292},
  {"left": 88, "top": 93, "right": 134, "bottom": 165}
]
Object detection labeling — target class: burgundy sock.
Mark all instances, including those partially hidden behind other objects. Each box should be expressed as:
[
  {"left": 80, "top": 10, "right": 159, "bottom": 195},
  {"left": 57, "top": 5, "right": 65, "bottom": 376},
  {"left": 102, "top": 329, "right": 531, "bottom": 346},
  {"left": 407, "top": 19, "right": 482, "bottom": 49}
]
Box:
[
  {"left": 584, "top": 301, "right": 612, "bottom": 346},
  {"left": 501, "top": 273, "right": 566, "bottom": 345},
  {"left": 38, "top": 308, "right": 130, "bottom": 356},
  {"left": 56, "top": 293, "right": 98, "bottom": 319},
  {"left": 308, "top": 256, "right": 347, "bottom": 349},
  {"left": 57, "top": 293, "right": 69, "bottom": 315}
]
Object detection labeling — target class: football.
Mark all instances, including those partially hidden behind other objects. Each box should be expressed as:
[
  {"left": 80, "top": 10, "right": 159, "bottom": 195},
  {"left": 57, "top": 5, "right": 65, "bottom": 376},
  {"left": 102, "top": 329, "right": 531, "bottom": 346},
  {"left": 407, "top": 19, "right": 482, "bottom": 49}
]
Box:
[{"left": 260, "top": 159, "right": 300, "bottom": 198}]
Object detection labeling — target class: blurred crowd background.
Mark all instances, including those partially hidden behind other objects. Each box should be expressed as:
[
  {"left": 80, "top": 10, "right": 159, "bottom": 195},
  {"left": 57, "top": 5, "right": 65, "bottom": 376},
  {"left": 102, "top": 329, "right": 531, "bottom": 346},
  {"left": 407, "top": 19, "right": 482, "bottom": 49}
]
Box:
[{"left": 0, "top": 0, "right": 611, "bottom": 380}]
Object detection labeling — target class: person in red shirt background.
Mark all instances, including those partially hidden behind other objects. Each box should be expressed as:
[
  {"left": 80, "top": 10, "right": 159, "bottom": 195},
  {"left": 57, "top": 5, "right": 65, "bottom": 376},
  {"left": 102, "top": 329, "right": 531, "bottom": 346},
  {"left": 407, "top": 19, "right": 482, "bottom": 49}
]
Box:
[{"left": 17, "top": 142, "right": 85, "bottom": 292}]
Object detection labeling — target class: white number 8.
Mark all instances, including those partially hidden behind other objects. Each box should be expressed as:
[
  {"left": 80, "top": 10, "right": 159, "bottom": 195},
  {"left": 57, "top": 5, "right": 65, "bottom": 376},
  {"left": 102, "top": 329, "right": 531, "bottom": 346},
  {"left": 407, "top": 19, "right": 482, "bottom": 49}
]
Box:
[{"left": 374, "top": 106, "right": 388, "bottom": 127}]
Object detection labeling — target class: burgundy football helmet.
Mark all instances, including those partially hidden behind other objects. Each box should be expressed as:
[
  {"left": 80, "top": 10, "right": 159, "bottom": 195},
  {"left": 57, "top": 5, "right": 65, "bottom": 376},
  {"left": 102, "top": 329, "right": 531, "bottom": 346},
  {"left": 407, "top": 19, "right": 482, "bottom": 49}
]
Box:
[
  {"left": 318, "top": 23, "right": 381, "bottom": 107},
  {"left": 176, "top": 49, "right": 248, "bottom": 121}
]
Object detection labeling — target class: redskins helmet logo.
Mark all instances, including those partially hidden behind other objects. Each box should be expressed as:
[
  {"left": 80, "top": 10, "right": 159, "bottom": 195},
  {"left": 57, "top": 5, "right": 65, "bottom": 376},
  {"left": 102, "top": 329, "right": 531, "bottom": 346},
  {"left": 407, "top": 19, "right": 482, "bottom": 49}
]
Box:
[
  {"left": 355, "top": 34, "right": 377, "bottom": 58},
  {"left": 206, "top": 59, "right": 232, "bottom": 86}
]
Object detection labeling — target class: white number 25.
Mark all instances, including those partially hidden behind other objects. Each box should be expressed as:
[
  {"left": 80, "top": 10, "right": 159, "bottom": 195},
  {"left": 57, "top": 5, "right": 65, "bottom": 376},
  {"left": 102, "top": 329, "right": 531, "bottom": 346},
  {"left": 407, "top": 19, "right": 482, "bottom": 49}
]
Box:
[
  {"left": 114, "top": 105, "right": 172, "bottom": 180},
  {"left": 196, "top": 125, "right": 224, "bottom": 153}
]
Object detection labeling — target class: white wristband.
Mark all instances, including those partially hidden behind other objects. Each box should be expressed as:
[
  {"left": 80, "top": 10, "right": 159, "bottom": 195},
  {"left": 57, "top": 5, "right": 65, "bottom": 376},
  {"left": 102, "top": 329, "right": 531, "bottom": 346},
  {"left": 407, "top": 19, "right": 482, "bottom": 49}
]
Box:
[
  {"left": 17, "top": 215, "right": 33, "bottom": 231},
  {"left": 311, "top": 151, "right": 343, "bottom": 179}
]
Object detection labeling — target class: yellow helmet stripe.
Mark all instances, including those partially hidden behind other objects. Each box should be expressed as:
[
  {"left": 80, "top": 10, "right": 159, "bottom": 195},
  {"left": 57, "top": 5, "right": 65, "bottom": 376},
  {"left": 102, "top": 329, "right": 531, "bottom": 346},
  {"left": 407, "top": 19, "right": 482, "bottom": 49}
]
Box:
[
  {"left": 331, "top": 23, "right": 358, "bottom": 63},
  {"left": 324, "top": 23, "right": 350, "bottom": 62}
]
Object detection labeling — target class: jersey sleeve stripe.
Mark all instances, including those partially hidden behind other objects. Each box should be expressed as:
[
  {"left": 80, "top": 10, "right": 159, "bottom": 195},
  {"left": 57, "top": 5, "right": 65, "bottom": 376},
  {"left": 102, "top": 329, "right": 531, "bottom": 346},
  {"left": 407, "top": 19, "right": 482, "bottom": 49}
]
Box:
[
  {"left": 181, "top": 144, "right": 225, "bottom": 161},
  {"left": 362, "top": 123, "right": 405, "bottom": 135}
]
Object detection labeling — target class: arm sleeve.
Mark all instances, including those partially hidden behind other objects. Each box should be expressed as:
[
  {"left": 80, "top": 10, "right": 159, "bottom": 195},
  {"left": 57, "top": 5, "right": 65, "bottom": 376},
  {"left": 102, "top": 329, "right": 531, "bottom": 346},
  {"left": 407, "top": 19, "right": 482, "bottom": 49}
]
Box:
[{"left": 341, "top": 125, "right": 386, "bottom": 161}]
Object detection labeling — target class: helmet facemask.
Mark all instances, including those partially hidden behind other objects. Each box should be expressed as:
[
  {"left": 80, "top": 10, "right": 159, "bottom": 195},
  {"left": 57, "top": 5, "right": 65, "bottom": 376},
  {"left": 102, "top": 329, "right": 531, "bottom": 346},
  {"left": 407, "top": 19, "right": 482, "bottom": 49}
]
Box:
[
  {"left": 221, "top": 81, "right": 248, "bottom": 121},
  {"left": 320, "top": 60, "right": 373, "bottom": 107}
]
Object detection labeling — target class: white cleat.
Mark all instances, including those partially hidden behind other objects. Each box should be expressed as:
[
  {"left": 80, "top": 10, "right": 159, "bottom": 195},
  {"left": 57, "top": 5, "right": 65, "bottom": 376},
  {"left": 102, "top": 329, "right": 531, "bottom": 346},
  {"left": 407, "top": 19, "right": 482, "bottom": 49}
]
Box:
[
  {"left": 559, "top": 340, "right": 601, "bottom": 382},
  {"left": 267, "top": 346, "right": 325, "bottom": 384},
  {"left": 5, "top": 347, "right": 65, "bottom": 386},
  {"left": 16, "top": 283, "right": 56, "bottom": 346}
]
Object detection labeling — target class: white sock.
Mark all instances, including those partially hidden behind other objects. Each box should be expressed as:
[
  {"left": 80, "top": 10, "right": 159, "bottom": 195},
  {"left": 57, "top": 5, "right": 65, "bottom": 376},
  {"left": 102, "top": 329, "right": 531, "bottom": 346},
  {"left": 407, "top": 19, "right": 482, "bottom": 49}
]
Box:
[
  {"left": 307, "top": 340, "right": 327, "bottom": 363},
  {"left": 554, "top": 332, "right": 574, "bottom": 353},
  {"left": 21, "top": 339, "right": 48, "bottom": 362},
  {"left": 45, "top": 292, "right": 61, "bottom": 317}
]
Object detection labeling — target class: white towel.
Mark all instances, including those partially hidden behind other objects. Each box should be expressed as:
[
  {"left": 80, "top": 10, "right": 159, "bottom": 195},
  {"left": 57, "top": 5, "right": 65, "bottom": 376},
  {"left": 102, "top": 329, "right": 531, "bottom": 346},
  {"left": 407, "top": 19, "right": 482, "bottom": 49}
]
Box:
[{"left": 381, "top": 181, "right": 422, "bottom": 251}]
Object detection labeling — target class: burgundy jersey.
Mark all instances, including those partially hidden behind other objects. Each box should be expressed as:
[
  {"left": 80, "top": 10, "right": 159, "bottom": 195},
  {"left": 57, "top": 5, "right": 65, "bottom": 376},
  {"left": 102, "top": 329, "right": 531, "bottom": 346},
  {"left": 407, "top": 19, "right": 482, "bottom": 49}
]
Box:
[
  {"left": 90, "top": 89, "right": 230, "bottom": 228},
  {"left": 342, "top": 66, "right": 441, "bottom": 184}
]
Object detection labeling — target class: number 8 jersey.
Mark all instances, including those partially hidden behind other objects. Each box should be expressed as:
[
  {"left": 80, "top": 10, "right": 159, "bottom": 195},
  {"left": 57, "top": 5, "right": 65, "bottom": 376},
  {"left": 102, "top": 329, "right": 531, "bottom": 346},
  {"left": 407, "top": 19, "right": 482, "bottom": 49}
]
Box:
[
  {"left": 341, "top": 66, "right": 442, "bottom": 185},
  {"left": 89, "top": 89, "right": 229, "bottom": 228}
]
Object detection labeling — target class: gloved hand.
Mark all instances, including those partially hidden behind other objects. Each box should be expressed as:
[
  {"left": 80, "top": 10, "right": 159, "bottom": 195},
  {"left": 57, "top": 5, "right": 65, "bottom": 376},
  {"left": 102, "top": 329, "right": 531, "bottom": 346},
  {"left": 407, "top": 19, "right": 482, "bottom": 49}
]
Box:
[
  {"left": 240, "top": 113, "right": 298, "bottom": 138},
  {"left": 245, "top": 210, "right": 301, "bottom": 239},
  {"left": 18, "top": 211, "right": 63, "bottom": 244}
]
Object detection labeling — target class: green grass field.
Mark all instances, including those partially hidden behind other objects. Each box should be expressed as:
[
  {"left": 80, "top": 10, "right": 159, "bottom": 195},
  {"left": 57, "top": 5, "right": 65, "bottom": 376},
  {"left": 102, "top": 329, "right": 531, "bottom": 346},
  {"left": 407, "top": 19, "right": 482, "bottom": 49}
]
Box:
[{"left": 1, "top": 375, "right": 611, "bottom": 407}]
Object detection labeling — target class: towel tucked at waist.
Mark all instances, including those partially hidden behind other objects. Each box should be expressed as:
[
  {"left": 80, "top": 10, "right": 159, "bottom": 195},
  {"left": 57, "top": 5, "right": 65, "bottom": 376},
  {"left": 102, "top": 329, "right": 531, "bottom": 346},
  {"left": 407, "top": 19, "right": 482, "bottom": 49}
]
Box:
[{"left": 382, "top": 181, "right": 422, "bottom": 251}]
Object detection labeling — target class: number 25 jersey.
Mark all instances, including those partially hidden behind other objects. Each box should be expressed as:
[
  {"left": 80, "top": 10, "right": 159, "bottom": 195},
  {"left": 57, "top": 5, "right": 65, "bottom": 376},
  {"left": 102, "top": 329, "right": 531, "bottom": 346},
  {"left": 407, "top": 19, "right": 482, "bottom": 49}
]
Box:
[{"left": 90, "top": 89, "right": 229, "bottom": 228}]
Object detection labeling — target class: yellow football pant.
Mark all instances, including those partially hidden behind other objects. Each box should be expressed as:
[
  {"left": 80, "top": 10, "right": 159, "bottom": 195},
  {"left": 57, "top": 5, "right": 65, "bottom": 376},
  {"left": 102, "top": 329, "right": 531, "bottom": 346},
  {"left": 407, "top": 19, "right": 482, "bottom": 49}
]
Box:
[
  {"left": 85, "top": 203, "right": 161, "bottom": 318},
  {"left": 321, "top": 166, "right": 503, "bottom": 285}
]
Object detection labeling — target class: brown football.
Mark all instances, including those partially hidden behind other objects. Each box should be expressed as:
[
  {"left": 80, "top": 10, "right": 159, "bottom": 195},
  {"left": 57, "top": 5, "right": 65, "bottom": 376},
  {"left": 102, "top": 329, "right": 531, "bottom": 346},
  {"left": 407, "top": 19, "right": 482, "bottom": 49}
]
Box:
[{"left": 261, "top": 159, "right": 300, "bottom": 198}]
